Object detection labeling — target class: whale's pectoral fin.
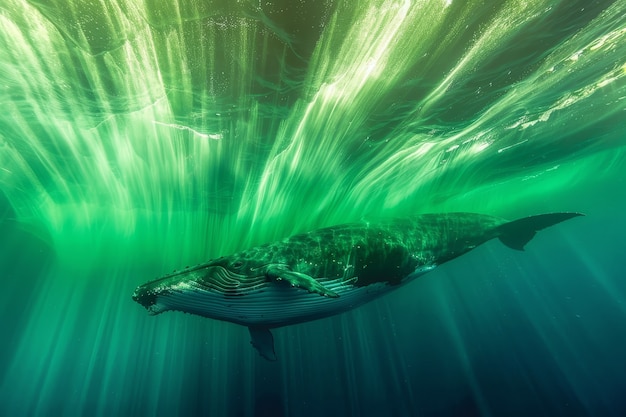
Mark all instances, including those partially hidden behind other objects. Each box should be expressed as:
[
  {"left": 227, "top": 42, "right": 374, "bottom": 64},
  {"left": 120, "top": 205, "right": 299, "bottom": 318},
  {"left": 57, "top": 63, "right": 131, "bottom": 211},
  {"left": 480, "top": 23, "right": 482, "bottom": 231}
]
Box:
[
  {"left": 498, "top": 212, "right": 583, "bottom": 251},
  {"left": 249, "top": 327, "right": 277, "bottom": 361},
  {"left": 267, "top": 266, "right": 339, "bottom": 298}
]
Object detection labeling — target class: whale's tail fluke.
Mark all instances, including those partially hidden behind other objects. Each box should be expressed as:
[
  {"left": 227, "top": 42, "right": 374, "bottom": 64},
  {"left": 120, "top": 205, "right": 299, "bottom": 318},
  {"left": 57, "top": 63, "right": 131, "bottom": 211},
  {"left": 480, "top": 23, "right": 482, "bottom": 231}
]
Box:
[{"left": 497, "top": 212, "right": 584, "bottom": 251}]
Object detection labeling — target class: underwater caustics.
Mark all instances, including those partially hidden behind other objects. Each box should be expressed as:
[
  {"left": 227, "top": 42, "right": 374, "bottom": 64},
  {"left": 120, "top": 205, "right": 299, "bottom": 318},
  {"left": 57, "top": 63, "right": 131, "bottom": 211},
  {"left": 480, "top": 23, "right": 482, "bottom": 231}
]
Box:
[{"left": 1, "top": 1, "right": 626, "bottom": 416}]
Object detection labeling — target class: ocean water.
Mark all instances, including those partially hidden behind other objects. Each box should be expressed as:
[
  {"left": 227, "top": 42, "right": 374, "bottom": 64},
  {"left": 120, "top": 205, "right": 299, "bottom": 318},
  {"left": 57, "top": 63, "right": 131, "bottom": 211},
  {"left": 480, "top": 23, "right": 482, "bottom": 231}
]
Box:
[{"left": 1, "top": 0, "right": 625, "bottom": 416}]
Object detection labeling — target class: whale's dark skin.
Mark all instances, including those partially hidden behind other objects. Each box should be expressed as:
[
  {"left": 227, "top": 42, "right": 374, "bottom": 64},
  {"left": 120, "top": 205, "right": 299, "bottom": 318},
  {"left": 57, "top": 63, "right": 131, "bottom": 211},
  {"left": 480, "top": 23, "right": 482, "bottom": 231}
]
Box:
[{"left": 133, "top": 212, "right": 582, "bottom": 360}]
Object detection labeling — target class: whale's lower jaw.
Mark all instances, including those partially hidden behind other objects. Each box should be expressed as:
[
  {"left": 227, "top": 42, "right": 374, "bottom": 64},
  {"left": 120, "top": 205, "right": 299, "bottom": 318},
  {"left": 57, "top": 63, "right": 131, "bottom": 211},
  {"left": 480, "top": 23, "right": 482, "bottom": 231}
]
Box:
[
  {"left": 147, "top": 266, "right": 437, "bottom": 328},
  {"left": 145, "top": 303, "right": 169, "bottom": 316},
  {"left": 153, "top": 284, "right": 386, "bottom": 328},
  {"left": 150, "top": 281, "right": 386, "bottom": 328}
]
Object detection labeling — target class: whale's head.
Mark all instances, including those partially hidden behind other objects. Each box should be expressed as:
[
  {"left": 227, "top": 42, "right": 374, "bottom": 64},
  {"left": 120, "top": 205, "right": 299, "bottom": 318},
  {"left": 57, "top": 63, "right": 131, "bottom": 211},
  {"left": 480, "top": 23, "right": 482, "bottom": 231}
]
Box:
[{"left": 132, "top": 256, "right": 271, "bottom": 318}]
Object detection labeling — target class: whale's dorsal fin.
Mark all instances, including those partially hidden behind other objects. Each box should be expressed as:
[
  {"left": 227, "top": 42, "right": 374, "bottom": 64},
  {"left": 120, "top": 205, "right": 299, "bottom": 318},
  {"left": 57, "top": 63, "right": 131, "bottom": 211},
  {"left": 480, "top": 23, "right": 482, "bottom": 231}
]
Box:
[
  {"left": 249, "top": 327, "right": 277, "bottom": 361},
  {"left": 267, "top": 266, "right": 339, "bottom": 298}
]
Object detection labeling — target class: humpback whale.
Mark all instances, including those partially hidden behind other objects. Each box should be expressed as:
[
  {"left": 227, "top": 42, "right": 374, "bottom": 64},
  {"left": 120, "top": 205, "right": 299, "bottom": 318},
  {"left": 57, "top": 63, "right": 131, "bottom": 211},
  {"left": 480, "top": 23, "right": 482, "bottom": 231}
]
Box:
[{"left": 132, "top": 212, "right": 582, "bottom": 360}]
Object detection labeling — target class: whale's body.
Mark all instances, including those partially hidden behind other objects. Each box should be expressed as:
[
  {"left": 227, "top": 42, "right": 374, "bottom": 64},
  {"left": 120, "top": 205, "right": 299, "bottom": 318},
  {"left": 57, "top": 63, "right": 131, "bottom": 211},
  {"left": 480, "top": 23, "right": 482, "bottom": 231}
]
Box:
[{"left": 133, "top": 212, "right": 581, "bottom": 360}]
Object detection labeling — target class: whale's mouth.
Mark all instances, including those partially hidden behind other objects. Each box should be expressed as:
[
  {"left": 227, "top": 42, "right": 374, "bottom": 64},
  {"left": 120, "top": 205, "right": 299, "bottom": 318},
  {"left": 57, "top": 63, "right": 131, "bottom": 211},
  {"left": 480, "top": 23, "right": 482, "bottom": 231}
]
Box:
[
  {"left": 132, "top": 263, "right": 272, "bottom": 317},
  {"left": 132, "top": 279, "right": 215, "bottom": 316},
  {"left": 132, "top": 284, "right": 169, "bottom": 314},
  {"left": 145, "top": 302, "right": 169, "bottom": 315},
  {"left": 132, "top": 286, "right": 155, "bottom": 308}
]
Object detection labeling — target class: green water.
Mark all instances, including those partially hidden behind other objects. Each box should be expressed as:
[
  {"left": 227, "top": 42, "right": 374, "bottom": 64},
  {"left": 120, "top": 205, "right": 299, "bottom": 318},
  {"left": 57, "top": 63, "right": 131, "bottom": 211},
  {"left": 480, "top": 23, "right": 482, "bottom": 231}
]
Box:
[{"left": 1, "top": 0, "right": 625, "bottom": 416}]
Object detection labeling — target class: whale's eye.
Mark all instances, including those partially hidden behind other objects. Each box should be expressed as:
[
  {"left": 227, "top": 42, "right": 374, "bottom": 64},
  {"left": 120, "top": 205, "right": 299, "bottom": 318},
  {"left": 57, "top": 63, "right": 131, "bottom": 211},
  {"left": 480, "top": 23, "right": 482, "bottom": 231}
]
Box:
[{"left": 231, "top": 261, "right": 243, "bottom": 269}]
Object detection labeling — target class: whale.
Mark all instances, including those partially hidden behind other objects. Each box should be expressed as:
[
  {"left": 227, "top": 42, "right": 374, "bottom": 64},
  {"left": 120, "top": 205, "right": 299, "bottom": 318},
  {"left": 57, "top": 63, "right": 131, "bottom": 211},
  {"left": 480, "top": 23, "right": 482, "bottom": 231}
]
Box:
[{"left": 132, "top": 212, "right": 582, "bottom": 360}]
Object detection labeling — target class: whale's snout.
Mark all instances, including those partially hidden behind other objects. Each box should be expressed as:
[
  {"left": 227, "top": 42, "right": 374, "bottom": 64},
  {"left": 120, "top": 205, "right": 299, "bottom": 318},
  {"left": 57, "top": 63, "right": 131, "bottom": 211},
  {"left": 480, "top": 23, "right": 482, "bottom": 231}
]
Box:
[
  {"left": 132, "top": 284, "right": 156, "bottom": 309},
  {"left": 132, "top": 266, "right": 215, "bottom": 315},
  {"left": 132, "top": 281, "right": 171, "bottom": 315}
]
